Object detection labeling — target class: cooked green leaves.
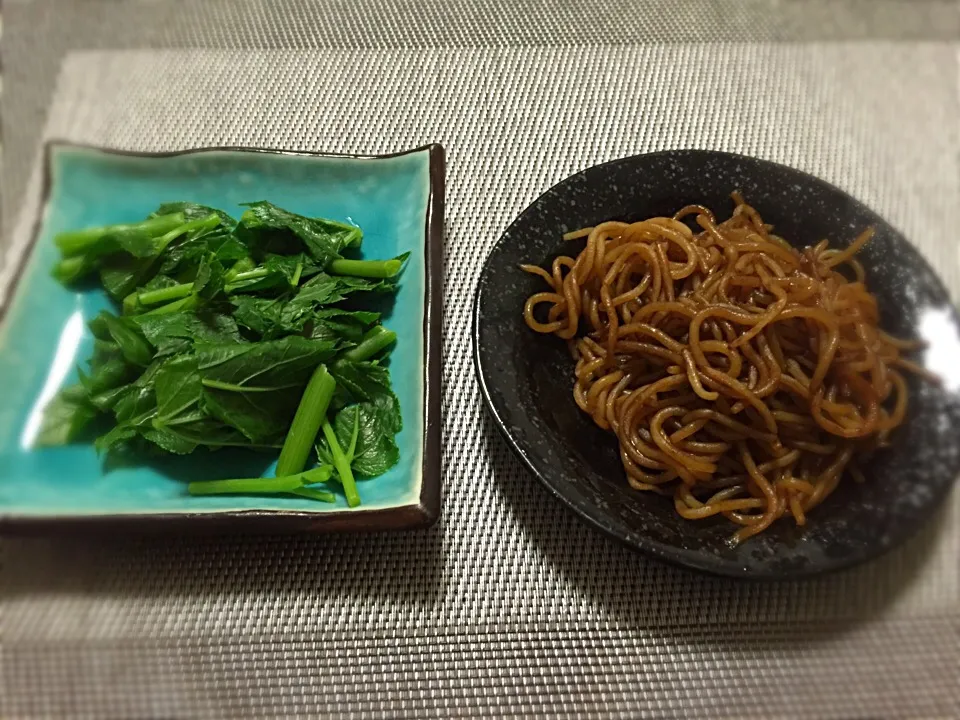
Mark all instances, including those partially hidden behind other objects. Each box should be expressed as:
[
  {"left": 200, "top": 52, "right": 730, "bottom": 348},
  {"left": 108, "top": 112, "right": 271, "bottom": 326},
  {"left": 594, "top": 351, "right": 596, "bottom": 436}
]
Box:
[
  {"left": 133, "top": 310, "right": 241, "bottom": 357},
  {"left": 36, "top": 385, "right": 99, "bottom": 447},
  {"left": 238, "top": 200, "right": 361, "bottom": 266},
  {"left": 328, "top": 393, "right": 401, "bottom": 478},
  {"left": 320, "top": 359, "right": 402, "bottom": 479},
  {"left": 197, "top": 337, "right": 338, "bottom": 444},
  {"left": 196, "top": 336, "right": 338, "bottom": 391},
  {"left": 42, "top": 201, "right": 408, "bottom": 507}
]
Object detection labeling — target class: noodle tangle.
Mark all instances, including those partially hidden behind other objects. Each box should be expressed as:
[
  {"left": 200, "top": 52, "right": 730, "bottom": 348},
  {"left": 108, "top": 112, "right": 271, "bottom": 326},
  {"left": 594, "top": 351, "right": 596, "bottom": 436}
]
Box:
[{"left": 521, "top": 194, "right": 931, "bottom": 543}]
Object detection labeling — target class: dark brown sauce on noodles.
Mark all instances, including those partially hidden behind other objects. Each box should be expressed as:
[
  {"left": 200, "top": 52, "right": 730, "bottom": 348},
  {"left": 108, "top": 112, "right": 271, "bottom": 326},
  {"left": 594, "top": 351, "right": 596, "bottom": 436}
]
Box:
[{"left": 521, "top": 194, "right": 935, "bottom": 543}]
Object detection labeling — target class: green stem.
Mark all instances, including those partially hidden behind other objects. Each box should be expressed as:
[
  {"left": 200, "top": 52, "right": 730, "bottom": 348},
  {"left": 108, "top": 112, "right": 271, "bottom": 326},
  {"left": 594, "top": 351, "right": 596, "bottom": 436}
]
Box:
[
  {"left": 230, "top": 268, "right": 270, "bottom": 283},
  {"left": 344, "top": 326, "right": 397, "bottom": 362},
  {"left": 55, "top": 213, "right": 186, "bottom": 258},
  {"left": 188, "top": 465, "right": 333, "bottom": 497},
  {"left": 276, "top": 365, "right": 336, "bottom": 477},
  {"left": 145, "top": 295, "right": 197, "bottom": 315},
  {"left": 224, "top": 257, "right": 256, "bottom": 282},
  {"left": 54, "top": 227, "right": 110, "bottom": 257},
  {"left": 188, "top": 476, "right": 303, "bottom": 496},
  {"left": 138, "top": 282, "right": 194, "bottom": 306},
  {"left": 52, "top": 256, "right": 96, "bottom": 284},
  {"left": 288, "top": 488, "right": 336, "bottom": 503},
  {"left": 224, "top": 267, "right": 273, "bottom": 294},
  {"left": 299, "top": 465, "right": 334, "bottom": 484},
  {"left": 291, "top": 261, "right": 303, "bottom": 287},
  {"left": 122, "top": 292, "right": 141, "bottom": 316},
  {"left": 322, "top": 418, "right": 360, "bottom": 507},
  {"left": 153, "top": 213, "right": 220, "bottom": 256},
  {"left": 329, "top": 258, "right": 402, "bottom": 279},
  {"left": 200, "top": 378, "right": 293, "bottom": 393}
]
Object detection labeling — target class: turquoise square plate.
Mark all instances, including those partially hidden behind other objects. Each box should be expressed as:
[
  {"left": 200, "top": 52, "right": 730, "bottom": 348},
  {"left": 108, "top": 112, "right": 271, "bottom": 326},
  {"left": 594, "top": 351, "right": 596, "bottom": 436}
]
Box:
[{"left": 0, "top": 142, "right": 444, "bottom": 533}]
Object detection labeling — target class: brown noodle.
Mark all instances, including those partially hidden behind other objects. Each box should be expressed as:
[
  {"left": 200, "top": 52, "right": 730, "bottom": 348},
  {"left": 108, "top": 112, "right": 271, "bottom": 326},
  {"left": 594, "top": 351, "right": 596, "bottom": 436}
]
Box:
[{"left": 521, "top": 194, "right": 934, "bottom": 543}]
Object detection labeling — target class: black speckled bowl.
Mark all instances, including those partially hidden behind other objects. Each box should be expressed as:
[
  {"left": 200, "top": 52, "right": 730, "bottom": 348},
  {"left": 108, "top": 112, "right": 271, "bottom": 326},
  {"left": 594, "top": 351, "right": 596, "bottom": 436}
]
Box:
[{"left": 474, "top": 150, "right": 960, "bottom": 579}]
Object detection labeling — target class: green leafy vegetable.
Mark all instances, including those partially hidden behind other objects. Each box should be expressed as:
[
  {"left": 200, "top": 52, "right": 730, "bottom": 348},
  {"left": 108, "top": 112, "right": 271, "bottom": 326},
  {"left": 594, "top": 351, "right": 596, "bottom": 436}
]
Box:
[
  {"left": 152, "top": 202, "right": 237, "bottom": 228},
  {"left": 196, "top": 336, "right": 337, "bottom": 390},
  {"left": 79, "top": 339, "right": 135, "bottom": 395},
  {"left": 93, "top": 311, "right": 153, "bottom": 367},
  {"left": 95, "top": 213, "right": 222, "bottom": 300},
  {"left": 94, "top": 384, "right": 158, "bottom": 453},
  {"left": 41, "top": 200, "right": 406, "bottom": 507},
  {"left": 133, "top": 310, "right": 241, "bottom": 357},
  {"left": 238, "top": 201, "right": 361, "bottom": 266},
  {"left": 36, "top": 385, "right": 98, "bottom": 447},
  {"left": 196, "top": 337, "right": 337, "bottom": 443},
  {"left": 319, "top": 356, "right": 402, "bottom": 481},
  {"left": 54, "top": 213, "right": 188, "bottom": 259},
  {"left": 332, "top": 393, "right": 402, "bottom": 478},
  {"left": 154, "top": 355, "right": 203, "bottom": 424},
  {"left": 231, "top": 296, "right": 287, "bottom": 338},
  {"left": 309, "top": 309, "right": 381, "bottom": 345},
  {"left": 329, "top": 358, "right": 395, "bottom": 403}
]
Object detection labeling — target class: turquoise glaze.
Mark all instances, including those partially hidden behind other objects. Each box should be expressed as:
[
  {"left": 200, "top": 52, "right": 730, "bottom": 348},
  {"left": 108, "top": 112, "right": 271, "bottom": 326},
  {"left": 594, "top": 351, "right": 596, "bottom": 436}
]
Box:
[{"left": 0, "top": 145, "right": 430, "bottom": 515}]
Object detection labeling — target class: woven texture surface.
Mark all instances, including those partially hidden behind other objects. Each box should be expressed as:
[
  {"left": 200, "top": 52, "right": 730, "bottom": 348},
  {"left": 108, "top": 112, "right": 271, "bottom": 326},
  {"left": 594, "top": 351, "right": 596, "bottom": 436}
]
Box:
[
  {"left": 3, "top": 0, "right": 960, "bottom": 240},
  {"left": 2, "top": 10, "right": 960, "bottom": 719}
]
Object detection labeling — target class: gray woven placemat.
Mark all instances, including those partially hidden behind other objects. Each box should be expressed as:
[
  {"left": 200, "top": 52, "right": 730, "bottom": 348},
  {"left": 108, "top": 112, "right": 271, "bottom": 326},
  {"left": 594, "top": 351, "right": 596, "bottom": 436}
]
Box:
[
  {"left": 2, "top": 35, "right": 960, "bottom": 720},
  {"left": 3, "top": 0, "right": 959, "bottom": 241}
]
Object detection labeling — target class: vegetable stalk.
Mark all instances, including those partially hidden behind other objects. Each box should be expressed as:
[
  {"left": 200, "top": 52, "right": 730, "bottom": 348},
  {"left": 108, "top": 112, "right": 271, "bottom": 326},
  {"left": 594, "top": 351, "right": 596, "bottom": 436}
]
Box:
[
  {"left": 276, "top": 364, "right": 336, "bottom": 477},
  {"left": 329, "top": 258, "right": 402, "bottom": 278},
  {"left": 188, "top": 476, "right": 303, "bottom": 495},
  {"left": 145, "top": 295, "right": 197, "bottom": 315},
  {"left": 322, "top": 419, "right": 360, "bottom": 507},
  {"left": 344, "top": 326, "right": 397, "bottom": 362},
  {"left": 188, "top": 465, "right": 335, "bottom": 500},
  {"left": 53, "top": 256, "right": 95, "bottom": 284},
  {"left": 55, "top": 213, "right": 187, "bottom": 258},
  {"left": 290, "top": 488, "right": 336, "bottom": 503},
  {"left": 224, "top": 267, "right": 273, "bottom": 293},
  {"left": 229, "top": 268, "right": 271, "bottom": 283},
  {"left": 138, "top": 282, "right": 195, "bottom": 306},
  {"left": 151, "top": 214, "right": 221, "bottom": 256},
  {"left": 224, "top": 257, "right": 256, "bottom": 282}
]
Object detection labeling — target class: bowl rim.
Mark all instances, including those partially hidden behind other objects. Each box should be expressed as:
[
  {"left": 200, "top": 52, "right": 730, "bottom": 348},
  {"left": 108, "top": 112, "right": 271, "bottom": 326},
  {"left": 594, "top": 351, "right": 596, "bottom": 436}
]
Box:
[
  {"left": 473, "top": 147, "right": 959, "bottom": 579},
  {"left": 0, "top": 140, "right": 445, "bottom": 535}
]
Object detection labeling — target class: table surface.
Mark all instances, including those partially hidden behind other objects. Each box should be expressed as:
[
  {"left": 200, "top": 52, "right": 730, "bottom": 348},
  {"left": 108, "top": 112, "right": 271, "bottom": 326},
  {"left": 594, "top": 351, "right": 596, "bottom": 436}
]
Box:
[{"left": 2, "top": 2, "right": 959, "bottom": 718}]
